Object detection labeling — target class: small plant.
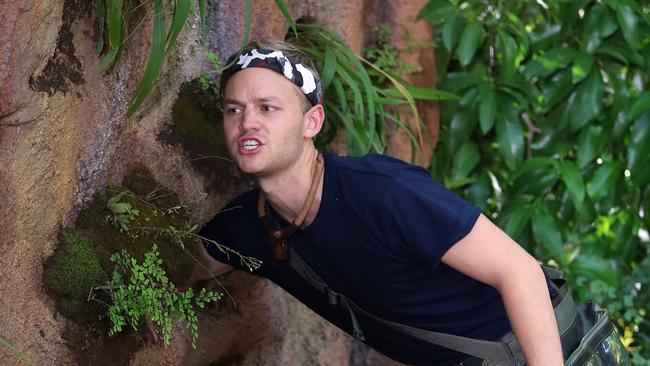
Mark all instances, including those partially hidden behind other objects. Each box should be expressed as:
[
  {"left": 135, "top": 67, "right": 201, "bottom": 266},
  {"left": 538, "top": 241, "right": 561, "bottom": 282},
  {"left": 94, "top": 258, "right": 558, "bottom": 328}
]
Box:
[
  {"left": 364, "top": 23, "right": 423, "bottom": 84},
  {"left": 105, "top": 191, "right": 140, "bottom": 233},
  {"left": 103, "top": 244, "right": 221, "bottom": 348}
]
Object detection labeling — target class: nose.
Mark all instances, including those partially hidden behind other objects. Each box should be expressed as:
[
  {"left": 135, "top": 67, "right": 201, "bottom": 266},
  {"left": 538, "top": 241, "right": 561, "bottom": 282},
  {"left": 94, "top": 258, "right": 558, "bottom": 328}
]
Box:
[{"left": 239, "top": 108, "right": 261, "bottom": 132}]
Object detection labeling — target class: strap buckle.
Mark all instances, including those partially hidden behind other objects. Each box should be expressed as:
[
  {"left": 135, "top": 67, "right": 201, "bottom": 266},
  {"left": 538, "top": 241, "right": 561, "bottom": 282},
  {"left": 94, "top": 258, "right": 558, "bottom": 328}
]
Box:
[{"left": 325, "top": 287, "right": 339, "bottom": 305}]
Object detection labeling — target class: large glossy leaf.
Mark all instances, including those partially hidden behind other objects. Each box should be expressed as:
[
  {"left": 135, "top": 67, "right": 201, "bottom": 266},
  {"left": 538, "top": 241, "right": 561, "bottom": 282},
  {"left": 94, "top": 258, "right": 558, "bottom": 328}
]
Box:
[
  {"left": 571, "top": 254, "right": 618, "bottom": 286},
  {"left": 530, "top": 204, "right": 564, "bottom": 260},
  {"left": 418, "top": 0, "right": 455, "bottom": 26},
  {"left": 577, "top": 125, "right": 607, "bottom": 168},
  {"left": 449, "top": 108, "right": 477, "bottom": 151},
  {"left": 478, "top": 85, "right": 497, "bottom": 134},
  {"left": 442, "top": 10, "right": 465, "bottom": 52},
  {"left": 522, "top": 48, "right": 577, "bottom": 80},
  {"left": 586, "top": 162, "right": 622, "bottom": 201},
  {"left": 496, "top": 103, "right": 524, "bottom": 170},
  {"left": 497, "top": 30, "right": 518, "bottom": 79},
  {"left": 570, "top": 69, "right": 604, "bottom": 131},
  {"left": 540, "top": 69, "right": 573, "bottom": 112},
  {"left": 452, "top": 141, "right": 480, "bottom": 181},
  {"left": 628, "top": 92, "right": 650, "bottom": 122},
  {"left": 457, "top": 22, "right": 485, "bottom": 67},
  {"left": 559, "top": 161, "right": 585, "bottom": 205},
  {"left": 627, "top": 111, "right": 650, "bottom": 187},
  {"left": 613, "top": 2, "right": 640, "bottom": 50},
  {"left": 505, "top": 204, "right": 530, "bottom": 240},
  {"left": 529, "top": 23, "right": 561, "bottom": 52},
  {"left": 571, "top": 52, "right": 593, "bottom": 84}
]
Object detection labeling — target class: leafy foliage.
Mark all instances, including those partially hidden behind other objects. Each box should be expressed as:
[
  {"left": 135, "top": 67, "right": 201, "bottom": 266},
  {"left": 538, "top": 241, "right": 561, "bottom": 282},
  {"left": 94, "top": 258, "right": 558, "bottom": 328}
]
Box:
[
  {"left": 364, "top": 23, "right": 423, "bottom": 84},
  {"left": 288, "top": 23, "right": 455, "bottom": 156},
  {"left": 105, "top": 244, "right": 221, "bottom": 348},
  {"left": 421, "top": 0, "right": 650, "bottom": 361},
  {"left": 95, "top": 0, "right": 208, "bottom": 116}
]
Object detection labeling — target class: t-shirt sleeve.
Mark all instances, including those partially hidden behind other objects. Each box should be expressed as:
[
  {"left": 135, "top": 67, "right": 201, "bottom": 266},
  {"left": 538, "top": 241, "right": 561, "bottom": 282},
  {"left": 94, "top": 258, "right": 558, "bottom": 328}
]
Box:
[{"left": 380, "top": 166, "right": 481, "bottom": 270}]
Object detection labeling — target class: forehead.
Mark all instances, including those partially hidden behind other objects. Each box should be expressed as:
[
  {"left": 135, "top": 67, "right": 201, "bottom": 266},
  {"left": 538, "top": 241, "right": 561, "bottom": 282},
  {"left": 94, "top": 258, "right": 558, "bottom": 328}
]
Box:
[{"left": 223, "top": 68, "right": 302, "bottom": 100}]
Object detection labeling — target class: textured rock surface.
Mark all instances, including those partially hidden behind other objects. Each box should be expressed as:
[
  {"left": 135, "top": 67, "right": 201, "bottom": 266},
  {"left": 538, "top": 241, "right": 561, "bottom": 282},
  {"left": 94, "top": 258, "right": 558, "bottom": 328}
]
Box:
[{"left": 0, "top": 0, "right": 433, "bottom": 364}]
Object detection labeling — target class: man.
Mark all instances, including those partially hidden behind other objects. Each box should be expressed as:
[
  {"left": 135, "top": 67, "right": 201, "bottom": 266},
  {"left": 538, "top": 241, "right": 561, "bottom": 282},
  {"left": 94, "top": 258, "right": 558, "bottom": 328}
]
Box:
[{"left": 194, "top": 39, "right": 563, "bottom": 365}]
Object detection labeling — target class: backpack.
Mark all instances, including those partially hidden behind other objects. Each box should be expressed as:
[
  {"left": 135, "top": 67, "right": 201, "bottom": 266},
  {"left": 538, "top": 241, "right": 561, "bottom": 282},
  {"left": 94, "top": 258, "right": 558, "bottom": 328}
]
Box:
[{"left": 286, "top": 247, "right": 631, "bottom": 366}]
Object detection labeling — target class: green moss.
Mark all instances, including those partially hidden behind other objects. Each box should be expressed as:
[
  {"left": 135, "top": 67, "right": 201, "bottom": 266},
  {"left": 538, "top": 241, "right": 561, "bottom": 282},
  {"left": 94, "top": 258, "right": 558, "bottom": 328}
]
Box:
[
  {"left": 45, "top": 165, "right": 203, "bottom": 323},
  {"left": 43, "top": 229, "right": 108, "bottom": 321},
  {"left": 159, "top": 78, "right": 247, "bottom": 193}
]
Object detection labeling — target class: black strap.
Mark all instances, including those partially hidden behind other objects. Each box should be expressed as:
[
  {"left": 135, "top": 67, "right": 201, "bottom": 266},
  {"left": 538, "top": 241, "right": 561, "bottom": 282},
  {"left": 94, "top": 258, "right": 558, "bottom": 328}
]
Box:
[{"left": 287, "top": 246, "right": 521, "bottom": 365}]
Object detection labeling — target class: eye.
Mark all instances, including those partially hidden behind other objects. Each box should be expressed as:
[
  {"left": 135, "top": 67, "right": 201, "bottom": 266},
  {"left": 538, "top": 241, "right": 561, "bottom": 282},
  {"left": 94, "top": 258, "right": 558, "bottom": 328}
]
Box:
[
  {"left": 225, "top": 106, "right": 243, "bottom": 115},
  {"left": 261, "top": 105, "right": 277, "bottom": 112}
]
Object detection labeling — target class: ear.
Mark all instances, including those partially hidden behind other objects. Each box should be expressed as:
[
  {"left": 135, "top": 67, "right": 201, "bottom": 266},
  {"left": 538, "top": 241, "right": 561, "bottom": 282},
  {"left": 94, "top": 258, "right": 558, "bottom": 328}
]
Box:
[{"left": 303, "top": 104, "right": 325, "bottom": 139}]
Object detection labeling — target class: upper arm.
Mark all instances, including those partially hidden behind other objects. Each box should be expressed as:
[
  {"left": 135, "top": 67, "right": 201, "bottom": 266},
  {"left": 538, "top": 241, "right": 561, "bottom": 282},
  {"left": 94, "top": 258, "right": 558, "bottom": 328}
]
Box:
[
  {"left": 197, "top": 240, "right": 234, "bottom": 277},
  {"left": 441, "top": 214, "right": 540, "bottom": 290}
]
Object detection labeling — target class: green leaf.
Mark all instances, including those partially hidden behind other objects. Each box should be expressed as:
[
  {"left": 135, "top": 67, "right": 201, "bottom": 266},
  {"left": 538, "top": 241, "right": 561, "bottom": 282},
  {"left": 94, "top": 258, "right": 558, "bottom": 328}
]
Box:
[
  {"left": 127, "top": 0, "right": 166, "bottom": 117},
  {"left": 479, "top": 85, "right": 498, "bottom": 134},
  {"left": 274, "top": 0, "right": 297, "bottom": 37},
  {"left": 570, "top": 68, "right": 604, "bottom": 131},
  {"left": 613, "top": 2, "right": 640, "bottom": 50},
  {"left": 628, "top": 92, "right": 650, "bottom": 122},
  {"left": 496, "top": 100, "right": 524, "bottom": 170},
  {"left": 383, "top": 86, "right": 458, "bottom": 101},
  {"left": 626, "top": 111, "right": 650, "bottom": 187},
  {"left": 530, "top": 204, "right": 564, "bottom": 260},
  {"left": 198, "top": 0, "right": 207, "bottom": 32},
  {"left": 107, "top": 0, "right": 123, "bottom": 49},
  {"left": 512, "top": 157, "right": 557, "bottom": 180},
  {"left": 577, "top": 125, "right": 607, "bottom": 168},
  {"left": 165, "top": 0, "right": 192, "bottom": 54},
  {"left": 539, "top": 69, "right": 573, "bottom": 112},
  {"left": 442, "top": 9, "right": 464, "bottom": 52},
  {"left": 457, "top": 22, "right": 485, "bottom": 68},
  {"left": 497, "top": 30, "right": 518, "bottom": 79},
  {"left": 559, "top": 161, "right": 585, "bottom": 205},
  {"left": 571, "top": 52, "right": 593, "bottom": 84},
  {"left": 586, "top": 162, "right": 622, "bottom": 201},
  {"left": 505, "top": 205, "right": 530, "bottom": 240},
  {"left": 449, "top": 108, "right": 477, "bottom": 151},
  {"left": 242, "top": 0, "right": 252, "bottom": 48},
  {"left": 98, "top": 48, "right": 118, "bottom": 72},
  {"left": 418, "top": 0, "right": 455, "bottom": 26},
  {"left": 522, "top": 48, "right": 577, "bottom": 80},
  {"left": 452, "top": 141, "right": 480, "bottom": 181},
  {"left": 96, "top": 0, "right": 106, "bottom": 53},
  {"left": 571, "top": 254, "right": 618, "bottom": 287}
]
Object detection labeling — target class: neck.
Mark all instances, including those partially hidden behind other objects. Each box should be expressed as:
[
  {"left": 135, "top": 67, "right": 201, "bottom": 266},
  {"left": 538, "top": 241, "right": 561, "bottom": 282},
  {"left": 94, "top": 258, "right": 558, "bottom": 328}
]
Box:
[{"left": 256, "top": 147, "right": 323, "bottom": 226}]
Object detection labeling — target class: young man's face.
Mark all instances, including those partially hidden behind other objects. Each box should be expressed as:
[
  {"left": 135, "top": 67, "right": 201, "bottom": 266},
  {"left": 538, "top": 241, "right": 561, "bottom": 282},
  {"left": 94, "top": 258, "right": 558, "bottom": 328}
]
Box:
[{"left": 222, "top": 67, "right": 312, "bottom": 177}]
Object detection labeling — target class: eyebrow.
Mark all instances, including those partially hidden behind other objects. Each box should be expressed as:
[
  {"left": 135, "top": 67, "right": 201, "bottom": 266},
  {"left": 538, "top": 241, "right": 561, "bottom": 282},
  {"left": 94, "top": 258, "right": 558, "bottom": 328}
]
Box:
[{"left": 223, "top": 96, "right": 282, "bottom": 105}]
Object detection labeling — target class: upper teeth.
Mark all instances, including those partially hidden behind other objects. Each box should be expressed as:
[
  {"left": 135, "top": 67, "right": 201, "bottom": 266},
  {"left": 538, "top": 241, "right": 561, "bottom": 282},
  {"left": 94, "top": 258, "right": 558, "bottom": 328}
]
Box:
[{"left": 243, "top": 140, "right": 259, "bottom": 150}]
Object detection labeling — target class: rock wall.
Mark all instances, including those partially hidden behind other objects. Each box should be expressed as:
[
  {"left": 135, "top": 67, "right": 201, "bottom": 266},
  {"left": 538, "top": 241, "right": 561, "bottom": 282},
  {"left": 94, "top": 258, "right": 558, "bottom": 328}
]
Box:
[{"left": 0, "top": 0, "right": 437, "bottom": 364}]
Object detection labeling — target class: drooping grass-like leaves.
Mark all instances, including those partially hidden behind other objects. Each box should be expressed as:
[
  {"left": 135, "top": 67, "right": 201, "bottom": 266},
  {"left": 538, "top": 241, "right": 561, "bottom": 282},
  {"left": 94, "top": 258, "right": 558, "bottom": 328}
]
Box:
[
  {"left": 96, "top": 0, "right": 208, "bottom": 117},
  {"left": 289, "top": 23, "right": 454, "bottom": 156}
]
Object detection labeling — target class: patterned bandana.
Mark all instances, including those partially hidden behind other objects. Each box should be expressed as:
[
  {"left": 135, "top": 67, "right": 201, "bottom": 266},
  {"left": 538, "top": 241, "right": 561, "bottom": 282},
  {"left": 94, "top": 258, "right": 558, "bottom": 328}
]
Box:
[{"left": 219, "top": 48, "right": 324, "bottom": 106}]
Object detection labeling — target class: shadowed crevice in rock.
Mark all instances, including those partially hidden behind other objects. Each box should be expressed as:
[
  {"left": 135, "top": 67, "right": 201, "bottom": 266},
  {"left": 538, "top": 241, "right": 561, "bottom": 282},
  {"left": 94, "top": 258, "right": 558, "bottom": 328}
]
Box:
[
  {"left": 28, "top": 0, "right": 90, "bottom": 96},
  {"left": 159, "top": 78, "right": 249, "bottom": 194}
]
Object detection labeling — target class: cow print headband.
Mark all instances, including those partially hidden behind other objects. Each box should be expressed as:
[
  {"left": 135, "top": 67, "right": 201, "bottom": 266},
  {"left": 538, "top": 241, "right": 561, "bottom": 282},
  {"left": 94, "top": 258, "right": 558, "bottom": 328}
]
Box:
[{"left": 220, "top": 48, "right": 324, "bottom": 106}]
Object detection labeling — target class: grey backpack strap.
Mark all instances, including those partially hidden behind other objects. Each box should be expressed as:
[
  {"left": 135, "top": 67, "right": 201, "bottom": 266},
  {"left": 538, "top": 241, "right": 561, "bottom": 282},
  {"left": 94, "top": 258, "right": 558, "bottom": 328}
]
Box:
[{"left": 287, "top": 247, "right": 517, "bottom": 365}]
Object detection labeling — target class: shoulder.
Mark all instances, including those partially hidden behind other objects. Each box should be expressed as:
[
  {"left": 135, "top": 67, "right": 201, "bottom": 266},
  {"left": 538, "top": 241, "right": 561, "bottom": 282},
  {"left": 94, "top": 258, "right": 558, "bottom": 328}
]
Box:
[{"left": 326, "top": 152, "right": 427, "bottom": 181}]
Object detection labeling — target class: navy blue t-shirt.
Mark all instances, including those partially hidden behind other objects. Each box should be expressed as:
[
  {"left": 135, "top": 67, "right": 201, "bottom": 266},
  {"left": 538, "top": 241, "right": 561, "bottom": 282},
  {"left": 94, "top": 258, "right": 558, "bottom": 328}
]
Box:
[{"left": 200, "top": 152, "right": 511, "bottom": 365}]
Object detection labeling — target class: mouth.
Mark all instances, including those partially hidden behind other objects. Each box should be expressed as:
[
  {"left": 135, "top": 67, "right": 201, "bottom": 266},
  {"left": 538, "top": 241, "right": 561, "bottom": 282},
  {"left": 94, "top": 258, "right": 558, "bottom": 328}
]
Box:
[{"left": 237, "top": 137, "right": 263, "bottom": 153}]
